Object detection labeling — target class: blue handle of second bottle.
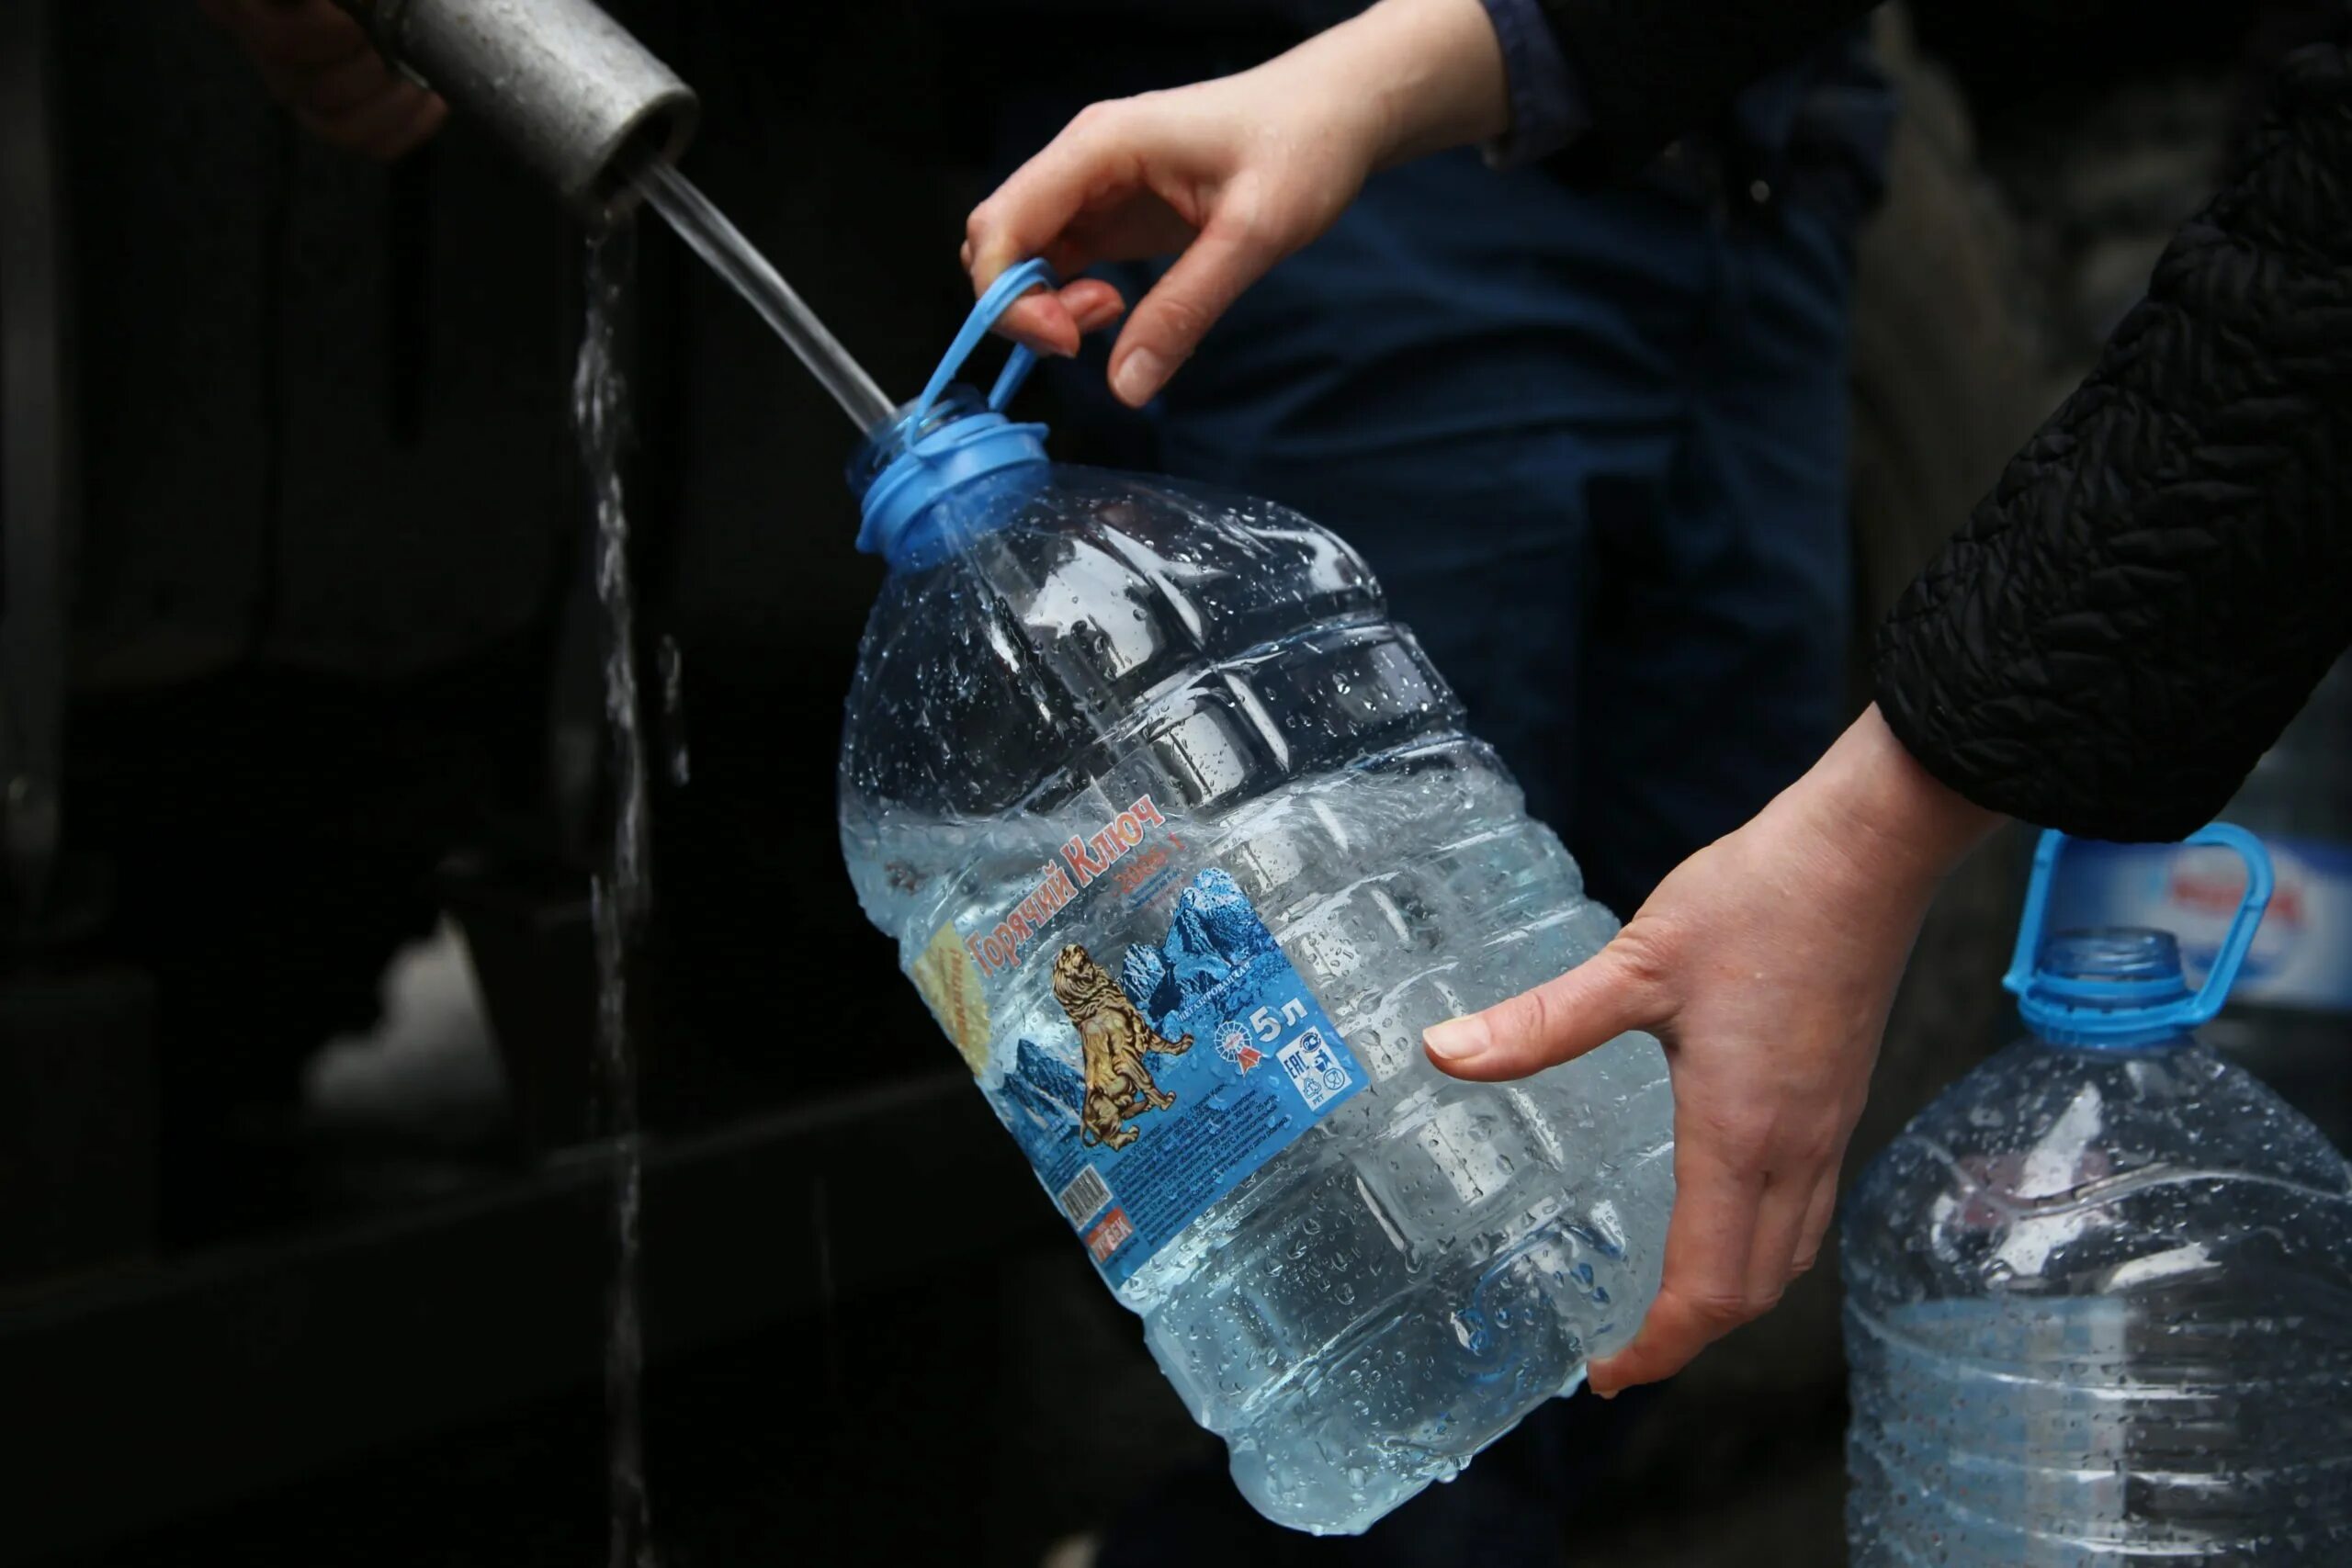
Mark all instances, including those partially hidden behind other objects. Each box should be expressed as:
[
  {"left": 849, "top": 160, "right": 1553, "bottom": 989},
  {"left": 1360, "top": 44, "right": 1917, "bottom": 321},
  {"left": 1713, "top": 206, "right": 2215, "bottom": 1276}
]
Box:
[
  {"left": 2001, "top": 829, "right": 2069, "bottom": 1004},
  {"left": 2177, "top": 823, "right": 2275, "bottom": 1026},
  {"left": 2004, "top": 824, "right": 2275, "bottom": 1029}
]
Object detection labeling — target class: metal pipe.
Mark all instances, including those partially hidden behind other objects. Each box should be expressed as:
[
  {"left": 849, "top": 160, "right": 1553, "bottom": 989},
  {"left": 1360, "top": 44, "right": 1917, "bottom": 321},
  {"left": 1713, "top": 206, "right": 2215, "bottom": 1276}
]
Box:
[{"left": 337, "top": 0, "right": 698, "bottom": 226}]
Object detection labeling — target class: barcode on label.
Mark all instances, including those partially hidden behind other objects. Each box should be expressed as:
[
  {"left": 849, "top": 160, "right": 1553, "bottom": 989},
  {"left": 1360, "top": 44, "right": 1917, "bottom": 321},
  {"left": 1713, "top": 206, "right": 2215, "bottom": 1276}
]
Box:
[{"left": 1057, "top": 1165, "right": 1113, "bottom": 1226}]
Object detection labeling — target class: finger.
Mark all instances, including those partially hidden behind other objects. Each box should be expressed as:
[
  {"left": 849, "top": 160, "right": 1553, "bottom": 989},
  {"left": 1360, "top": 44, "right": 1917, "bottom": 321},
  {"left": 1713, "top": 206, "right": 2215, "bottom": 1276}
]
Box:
[
  {"left": 1787, "top": 1164, "right": 1842, "bottom": 1280},
  {"left": 1104, "top": 208, "right": 1276, "bottom": 407},
  {"left": 993, "top": 294, "right": 1082, "bottom": 358},
  {"left": 978, "top": 280, "right": 1124, "bottom": 360},
  {"left": 991, "top": 281, "right": 1126, "bottom": 357},
  {"left": 278, "top": 46, "right": 404, "bottom": 118},
  {"left": 299, "top": 79, "right": 437, "bottom": 161},
  {"left": 205, "top": 0, "right": 375, "bottom": 71},
  {"left": 1424, "top": 937, "right": 1668, "bottom": 1081},
  {"left": 964, "top": 103, "right": 1145, "bottom": 293},
  {"left": 1062, "top": 277, "right": 1127, "bottom": 336},
  {"left": 1743, "top": 1166, "right": 1817, "bottom": 1312},
  {"left": 374, "top": 91, "right": 448, "bottom": 161},
  {"left": 1589, "top": 1142, "right": 1762, "bottom": 1396}
]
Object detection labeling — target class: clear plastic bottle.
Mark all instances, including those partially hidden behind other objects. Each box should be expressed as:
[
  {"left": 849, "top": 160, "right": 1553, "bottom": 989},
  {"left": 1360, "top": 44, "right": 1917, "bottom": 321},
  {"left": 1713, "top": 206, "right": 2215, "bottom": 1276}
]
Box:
[
  {"left": 837, "top": 264, "right": 1673, "bottom": 1533},
  {"left": 1844, "top": 826, "right": 2352, "bottom": 1564}
]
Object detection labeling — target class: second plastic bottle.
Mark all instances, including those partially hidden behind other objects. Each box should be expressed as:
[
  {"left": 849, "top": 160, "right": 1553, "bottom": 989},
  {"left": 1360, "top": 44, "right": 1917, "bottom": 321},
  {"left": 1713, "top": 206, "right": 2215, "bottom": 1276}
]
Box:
[{"left": 1845, "top": 826, "right": 2352, "bottom": 1563}]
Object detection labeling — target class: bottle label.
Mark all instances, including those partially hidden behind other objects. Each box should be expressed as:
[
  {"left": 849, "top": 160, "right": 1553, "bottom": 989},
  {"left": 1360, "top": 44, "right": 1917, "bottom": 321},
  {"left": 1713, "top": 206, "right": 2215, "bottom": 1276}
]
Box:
[
  {"left": 2048, "top": 833, "right": 2352, "bottom": 1013},
  {"left": 953, "top": 864, "right": 1366, "bottom": 1291}
]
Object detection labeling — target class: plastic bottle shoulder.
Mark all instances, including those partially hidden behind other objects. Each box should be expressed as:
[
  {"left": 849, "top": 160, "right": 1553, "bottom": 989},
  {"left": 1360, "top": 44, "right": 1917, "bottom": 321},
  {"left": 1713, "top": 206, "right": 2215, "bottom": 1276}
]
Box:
[
  {"left": 1844, "top": 1036, "right": 2352, "bottom": 1309},
  {"left": 841, "top": 464, "right": 1397, "bottom": 824}
]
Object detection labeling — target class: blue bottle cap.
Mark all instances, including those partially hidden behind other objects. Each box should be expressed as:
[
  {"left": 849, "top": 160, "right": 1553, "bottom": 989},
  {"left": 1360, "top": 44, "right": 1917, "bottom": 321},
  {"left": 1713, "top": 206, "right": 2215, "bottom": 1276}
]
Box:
[
  {"left": 2003, "top": 824, "right": 2274, "bottom": 1049},
  {"left": 848, "top": 259, "right": 1058, "bottom": 569}
]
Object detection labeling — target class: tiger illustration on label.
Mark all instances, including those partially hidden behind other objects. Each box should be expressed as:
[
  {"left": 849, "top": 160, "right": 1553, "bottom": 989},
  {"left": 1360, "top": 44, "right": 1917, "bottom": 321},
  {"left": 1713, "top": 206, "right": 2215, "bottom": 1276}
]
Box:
[{"left": 1051, "top": 943, "right": 1193, "bottom": 1150}]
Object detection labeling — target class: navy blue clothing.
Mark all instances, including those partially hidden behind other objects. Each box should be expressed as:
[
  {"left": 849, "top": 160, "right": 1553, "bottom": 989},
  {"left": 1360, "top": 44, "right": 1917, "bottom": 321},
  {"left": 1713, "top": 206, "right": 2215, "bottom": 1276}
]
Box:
[
  {"left": 1482, "top": 0, "right": 1894, "bottom": 231},
  {"left": 1480, "top": 0, "right": 1588, "bottom": 165},
  {"left": 1045, "top": 152, "right": 1859, "bottom": 915}
]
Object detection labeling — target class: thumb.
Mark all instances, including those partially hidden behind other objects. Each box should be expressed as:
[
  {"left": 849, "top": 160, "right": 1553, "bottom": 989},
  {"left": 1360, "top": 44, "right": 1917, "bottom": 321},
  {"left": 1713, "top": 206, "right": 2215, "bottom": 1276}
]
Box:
[{"left": 1424, "top": 938, "right": 1669, "bottom": 1081}]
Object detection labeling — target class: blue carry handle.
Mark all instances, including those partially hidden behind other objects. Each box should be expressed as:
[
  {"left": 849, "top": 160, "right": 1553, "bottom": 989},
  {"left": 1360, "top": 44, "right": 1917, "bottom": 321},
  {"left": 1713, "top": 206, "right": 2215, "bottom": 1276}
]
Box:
[
  {"left": 2004, "top": 823, "right": 2275, "bottom": 1033},
  {"left": 909, "top": 258, "right": 1056, "bottom": 423}
]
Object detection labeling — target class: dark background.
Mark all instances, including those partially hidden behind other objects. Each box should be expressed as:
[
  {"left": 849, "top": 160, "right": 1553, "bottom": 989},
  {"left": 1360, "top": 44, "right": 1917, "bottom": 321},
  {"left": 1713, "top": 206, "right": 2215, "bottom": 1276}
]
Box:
[{"left": 0, "top": 3, "right": 2328, "bottom": 1565}]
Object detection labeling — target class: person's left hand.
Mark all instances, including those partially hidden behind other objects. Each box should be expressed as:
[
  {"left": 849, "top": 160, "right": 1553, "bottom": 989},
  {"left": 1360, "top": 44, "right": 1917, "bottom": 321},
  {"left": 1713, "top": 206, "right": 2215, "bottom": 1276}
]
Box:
[
  {"left": 198, "top": 0, "right": 448, "bottom": 162},
  {"left": 1422, "top": 707, "right": 2001, "bottom": 1394}
]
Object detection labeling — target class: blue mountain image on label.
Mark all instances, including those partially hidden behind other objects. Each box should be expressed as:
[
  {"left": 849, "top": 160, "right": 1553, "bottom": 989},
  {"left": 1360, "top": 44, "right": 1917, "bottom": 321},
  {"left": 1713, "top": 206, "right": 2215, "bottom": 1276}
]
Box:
[
  {"left": 1121, "top": 868, "right": 1283, "bottom": 1035},
  {"left": 982, "top": 866, "right": 1367, "bottom": 1288},
  {"left": 996, "top": 1038, "right": 1090, "bottom": 1171}
]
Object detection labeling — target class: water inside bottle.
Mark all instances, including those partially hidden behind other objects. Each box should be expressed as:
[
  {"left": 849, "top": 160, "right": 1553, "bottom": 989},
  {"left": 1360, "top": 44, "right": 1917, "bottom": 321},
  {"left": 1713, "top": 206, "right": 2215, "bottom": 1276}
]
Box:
[
  {"left": 837, "top": 468, "right": 1677, "bottom": 1532},
  {"left": 1844, "top": 1023, "right": 2352, "bottom": 1563}
]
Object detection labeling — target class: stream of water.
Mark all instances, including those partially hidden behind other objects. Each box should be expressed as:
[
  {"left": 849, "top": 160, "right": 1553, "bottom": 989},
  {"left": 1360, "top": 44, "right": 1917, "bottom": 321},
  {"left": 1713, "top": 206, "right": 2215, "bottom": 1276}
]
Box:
[
  {"left": 558, "top": 162, "right": 888, "bottom": 1568},
  {"left": 576, "top": 226, "right": 657, "bottom": 1568},
  {"left": 640, "top": 165, "right": 895, "bottom": 433}
]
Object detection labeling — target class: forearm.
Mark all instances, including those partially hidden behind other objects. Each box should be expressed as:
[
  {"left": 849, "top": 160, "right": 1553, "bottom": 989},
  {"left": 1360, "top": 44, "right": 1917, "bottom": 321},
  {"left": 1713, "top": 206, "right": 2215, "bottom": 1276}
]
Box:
[
  {"left": 1323, "top": 0, "right": 1883, "bottom": 178},
  {"left": 1292, "top": 0, "right": 1510, "bottom": 167}
]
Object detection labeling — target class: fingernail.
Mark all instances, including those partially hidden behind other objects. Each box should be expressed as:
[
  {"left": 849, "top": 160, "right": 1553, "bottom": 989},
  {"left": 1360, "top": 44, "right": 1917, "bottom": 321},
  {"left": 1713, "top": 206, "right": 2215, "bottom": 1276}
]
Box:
[
  {"left": 1111, "top": 348, "right": 1164, "bottom": 406},
  {"left": 1422, "top": 1016, "right": 1487, "bottom": 1065}
]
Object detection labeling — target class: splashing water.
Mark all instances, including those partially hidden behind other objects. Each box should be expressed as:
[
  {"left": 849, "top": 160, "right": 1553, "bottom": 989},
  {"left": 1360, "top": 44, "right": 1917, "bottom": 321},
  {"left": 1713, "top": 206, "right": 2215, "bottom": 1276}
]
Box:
[
  {"left": 561, "top": 161, "right": 878, "bottom": 1565},
  {"left": 576, "top": 226, "right": 657, "bottom": 1568},
  {"left": 639, "top": 164, "right": 895, "bottom": 433},
  {"left": 656, "top": 634, "right": 689, "bottom": 788}
]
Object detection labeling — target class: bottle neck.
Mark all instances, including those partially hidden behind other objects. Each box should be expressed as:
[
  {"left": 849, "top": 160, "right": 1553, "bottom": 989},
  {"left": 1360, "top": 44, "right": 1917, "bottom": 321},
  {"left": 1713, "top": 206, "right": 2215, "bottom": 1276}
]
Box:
[
  {"left": 2020, "top": 928, "right": 2200, "bottom": 1052},
  {"left": 848, "top": 386, "right": 1048, "bottom": 569}
]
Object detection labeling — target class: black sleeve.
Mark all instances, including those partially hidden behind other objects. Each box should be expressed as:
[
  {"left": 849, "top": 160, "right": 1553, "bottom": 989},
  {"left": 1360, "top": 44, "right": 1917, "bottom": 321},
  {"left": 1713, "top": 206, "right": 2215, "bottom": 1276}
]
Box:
[
  {"left": 1533, "top": 0, "right": 1879, "bottom": 179},
  {"left": 1872, "top": 31, "right": 2352, "bottom": 843}
]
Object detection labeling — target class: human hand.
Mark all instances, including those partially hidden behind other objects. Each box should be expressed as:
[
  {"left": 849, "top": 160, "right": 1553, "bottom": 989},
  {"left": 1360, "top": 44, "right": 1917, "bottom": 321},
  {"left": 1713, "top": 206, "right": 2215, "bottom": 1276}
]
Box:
[
  {"left": 961, "top": 0, "right": 1509, "bottom": 406},
  {"left": 198, "top": 0, "right": 447, "bottom": 162},
  {"left": 1423, "top": 706, "right": 2002, "bottom": 1394}
]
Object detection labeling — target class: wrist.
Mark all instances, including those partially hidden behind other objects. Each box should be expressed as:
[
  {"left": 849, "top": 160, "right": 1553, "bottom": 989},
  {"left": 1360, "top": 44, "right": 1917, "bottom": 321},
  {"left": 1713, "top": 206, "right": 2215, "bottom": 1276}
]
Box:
[
  {"left": 1804, "top": 705, "right": 2004, "bottom": 897},
  {"left": 1307, "top": 0, "right": 1510, "bottom": 169}
]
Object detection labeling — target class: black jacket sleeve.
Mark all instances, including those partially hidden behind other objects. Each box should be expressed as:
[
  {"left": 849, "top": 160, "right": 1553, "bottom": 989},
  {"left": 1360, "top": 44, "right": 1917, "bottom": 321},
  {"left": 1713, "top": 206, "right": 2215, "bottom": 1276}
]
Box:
[
  {"left": 1872, "top": 30, "right": 2352, "bottom": 841},
  {"left": 1534, "top": 0, "right": 1878, "bottom": 179}
]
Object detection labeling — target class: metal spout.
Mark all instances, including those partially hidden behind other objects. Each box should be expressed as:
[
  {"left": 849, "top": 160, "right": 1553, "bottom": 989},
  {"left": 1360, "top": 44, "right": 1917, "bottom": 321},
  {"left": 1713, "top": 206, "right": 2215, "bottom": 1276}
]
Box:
[{"left": 339, "top": 0, "right": 697, "bottom": 226}]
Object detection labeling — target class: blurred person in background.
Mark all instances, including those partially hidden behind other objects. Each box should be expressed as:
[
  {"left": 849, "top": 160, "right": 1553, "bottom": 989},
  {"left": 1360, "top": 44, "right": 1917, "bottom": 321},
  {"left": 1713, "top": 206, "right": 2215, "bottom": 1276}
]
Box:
[
  {"left": 968, "top": 0, "right": 2352, "bottom": 1472},
  {"left": 197, "top": 0, "right": 447, "bottom": 158}
]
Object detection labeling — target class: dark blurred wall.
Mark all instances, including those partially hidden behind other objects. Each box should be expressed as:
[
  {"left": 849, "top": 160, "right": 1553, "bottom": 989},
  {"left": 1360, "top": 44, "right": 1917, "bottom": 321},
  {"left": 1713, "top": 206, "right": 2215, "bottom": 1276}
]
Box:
[
  {"left": 39, "top": 0, "right": 1014, "bottom": 1242},
  {"left": 59, "top": 4, "right": 579, "bottom": 691},
  {"left": 1908, "top": 0, "right": 2274, "bottom": 115}
]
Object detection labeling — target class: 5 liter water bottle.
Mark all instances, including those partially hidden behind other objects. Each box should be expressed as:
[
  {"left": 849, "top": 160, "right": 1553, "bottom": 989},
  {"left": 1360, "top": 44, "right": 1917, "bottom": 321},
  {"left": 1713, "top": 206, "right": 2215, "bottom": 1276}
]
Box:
[
  {"left": 837, "top": 263, "right": 1673, "bottom": 1533},
  {"left": 1845, "top": 825, "right": 2352, "bottom": 1564}
]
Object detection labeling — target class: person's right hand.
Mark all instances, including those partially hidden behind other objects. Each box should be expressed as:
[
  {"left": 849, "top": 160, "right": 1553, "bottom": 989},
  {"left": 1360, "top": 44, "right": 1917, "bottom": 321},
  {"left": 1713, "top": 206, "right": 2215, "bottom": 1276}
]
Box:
[
  {"left": 198, "top": 0, "right": 447, "bottom": 162},
  {"left": 962, "top": 0, "right": 1510, "bottom": 407},
  {"left": 1423, "top": 707, "right": 2004, "bottom": 1394}
]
